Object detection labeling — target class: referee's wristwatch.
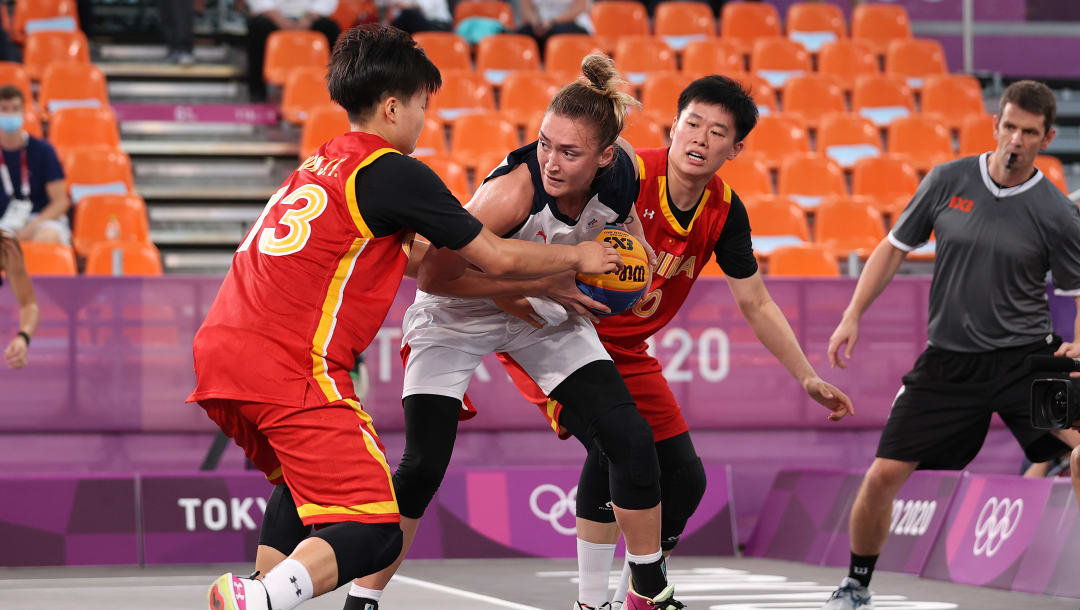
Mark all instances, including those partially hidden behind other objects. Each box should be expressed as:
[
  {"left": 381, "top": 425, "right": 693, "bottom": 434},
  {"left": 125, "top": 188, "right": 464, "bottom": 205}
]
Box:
[{"left": 15, "top": 331, "right": 30, "bottom": 346}]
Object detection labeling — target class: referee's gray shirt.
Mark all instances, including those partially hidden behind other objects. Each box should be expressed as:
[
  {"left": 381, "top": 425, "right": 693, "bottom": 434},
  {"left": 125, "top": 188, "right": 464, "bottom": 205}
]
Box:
[{"left": 889, "top": 153, "right": 1080, "bottom": 353}]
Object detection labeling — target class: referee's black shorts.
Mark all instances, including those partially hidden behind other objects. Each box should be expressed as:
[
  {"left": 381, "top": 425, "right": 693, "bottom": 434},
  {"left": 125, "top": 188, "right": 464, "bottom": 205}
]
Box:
[{"left": 876, "top": 334, "right": 1071, "bottom": 469}]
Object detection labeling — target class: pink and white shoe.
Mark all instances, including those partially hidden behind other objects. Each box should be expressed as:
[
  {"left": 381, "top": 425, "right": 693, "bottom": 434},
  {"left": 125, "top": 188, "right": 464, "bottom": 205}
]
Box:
[
  {"left": 624, "top": 583, "right": 684, "bottom": 610},
  {"left": 208, "top": 572, "right": 270, "bottom": 610}
]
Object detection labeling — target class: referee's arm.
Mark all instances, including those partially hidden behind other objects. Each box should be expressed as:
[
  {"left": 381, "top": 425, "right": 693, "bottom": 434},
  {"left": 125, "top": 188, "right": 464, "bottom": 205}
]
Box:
[{"left": 827, "top": 239, "right": 907, "bottom": 369}]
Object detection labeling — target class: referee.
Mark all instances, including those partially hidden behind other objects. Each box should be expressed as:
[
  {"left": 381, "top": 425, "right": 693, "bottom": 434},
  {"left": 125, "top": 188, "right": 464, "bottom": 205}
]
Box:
[{"left": 822, "top": 80, "right": 1080, "bottom": 609}]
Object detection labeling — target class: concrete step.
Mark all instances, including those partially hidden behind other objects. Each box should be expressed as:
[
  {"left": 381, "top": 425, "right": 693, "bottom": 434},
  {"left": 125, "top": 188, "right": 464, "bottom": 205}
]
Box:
[
  {"left": 159, "top": 250, "right": 235, "bottom": 274},
  {"left": 123, "top": 139, "right": 298, "bottom": 158}
]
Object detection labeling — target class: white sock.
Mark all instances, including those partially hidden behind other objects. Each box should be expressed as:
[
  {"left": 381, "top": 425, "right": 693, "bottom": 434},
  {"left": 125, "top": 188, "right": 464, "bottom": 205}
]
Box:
[
  {"left": 577, "top": 538, "right": 616, "bottom": 606},
  {"left": 261, "top": 558, "right": 314, "bottom": 610},
  {"left": 611, "top": 555, "right": 630, "bottom": 606},
  {"left": 348, "top": 583, "right": 383, "bottom": 601}
]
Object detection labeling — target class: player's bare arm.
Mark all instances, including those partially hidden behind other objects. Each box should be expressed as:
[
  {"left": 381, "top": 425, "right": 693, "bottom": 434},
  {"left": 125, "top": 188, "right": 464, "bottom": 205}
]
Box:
[
  {"left": 1, "top": 234, "right": 38, "bottom": 369},
  {"left": 727, "top": 270, "right": 854, "bottom": 421},
  {"left": 827, "top": 238, "right": 908, "bottom": 369}
]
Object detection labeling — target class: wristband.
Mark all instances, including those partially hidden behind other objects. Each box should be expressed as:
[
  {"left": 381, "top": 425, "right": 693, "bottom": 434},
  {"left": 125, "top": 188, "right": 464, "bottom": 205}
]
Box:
[{"left": 16, "top": 331, "right": 29, "bottom": 346}]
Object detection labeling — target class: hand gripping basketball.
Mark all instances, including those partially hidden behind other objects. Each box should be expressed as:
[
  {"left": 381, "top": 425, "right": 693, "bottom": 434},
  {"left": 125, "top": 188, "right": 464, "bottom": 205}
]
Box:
[{"left": 575, "top": 226, "right": 651, "bottom": 316}]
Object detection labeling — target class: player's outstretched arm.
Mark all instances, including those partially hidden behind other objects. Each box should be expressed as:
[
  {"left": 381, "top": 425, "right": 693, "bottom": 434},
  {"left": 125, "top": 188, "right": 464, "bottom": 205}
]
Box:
[
  {"left": 1, "top": 234, "right": 38, "bottom": 369},
  {"left": 827, "top": 238, "right": 908, "bottom": 369},
  {"left": 727, "top": 270, "right": 854, "bottom": 421}
]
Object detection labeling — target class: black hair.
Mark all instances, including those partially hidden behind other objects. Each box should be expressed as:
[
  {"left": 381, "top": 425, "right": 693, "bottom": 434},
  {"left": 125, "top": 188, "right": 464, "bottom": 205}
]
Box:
[
  {"left": 326, "top": 24, "right": 442, "bottom": 124},
  {"left": 0, "top": 84, "right": 23, "bottom": 104},
  {"left": 999, "top": 80, "right": 1056, "bottom": 134},
  {"left": 676, "top": 75, "right": 759, "bottom": 142}
]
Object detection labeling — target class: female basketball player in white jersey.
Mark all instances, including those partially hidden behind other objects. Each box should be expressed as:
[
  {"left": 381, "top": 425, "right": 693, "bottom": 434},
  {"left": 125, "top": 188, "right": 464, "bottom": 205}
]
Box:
[{"left": 344, "top": 55, "right": 685, "bottom": 610}]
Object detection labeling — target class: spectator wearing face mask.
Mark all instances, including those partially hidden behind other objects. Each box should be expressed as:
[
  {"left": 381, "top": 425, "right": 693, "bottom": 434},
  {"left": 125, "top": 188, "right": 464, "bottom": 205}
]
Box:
[{"left": 0, "top": 86, "right": 69, "bottom": 245}]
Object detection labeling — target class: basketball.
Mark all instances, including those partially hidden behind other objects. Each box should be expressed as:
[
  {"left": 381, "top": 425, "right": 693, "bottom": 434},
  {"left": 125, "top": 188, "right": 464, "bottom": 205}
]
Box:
[{"left": 576, "top": 226, "right": 650, "bottom": 316}]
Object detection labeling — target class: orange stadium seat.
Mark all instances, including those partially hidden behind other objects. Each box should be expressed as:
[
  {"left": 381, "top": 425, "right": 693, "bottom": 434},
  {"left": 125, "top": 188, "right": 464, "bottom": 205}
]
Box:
[
  {"left": 476, "top": 34, "right": 542, "bottom": 86},
  {"left": 614, "top": 36, "right": 676, "bottom": 86},
  {"left": 744, "top": 194, "right": 810, "bottom": 255},
  {"left": 13, "top": 0, "right": 78, "bottom": 44},
  {"left": 852, "top": 154, "right": 920, "bottom": 217},
  {"left": 817, "top": 112, "right": 882, "bottom": 168},
  {"left": 640, "top": 71, "right": 692, "bottom": 127},
  {"left": 418, "top": 155, "right": 470, "bottom": 202},
  {"left": 621, "top": 114, "right": 667, "bottom": 148},
  {"left": 299, "top": 104, "right": 348, "bottom": 159},
  {"left": 786, "top": 2, "right": 846, "bottom": 54},
  {"left": 427, "top": 70, "right": 495, "bottom": 122},
  {"left": 817, "top": 39, "right": 878, "bottom": 92},
  {"left": 500, "top": 71, "right": 562, "bottom": 127},
  {"left": 48, "top": 107, "right": 120, "bottom": 157},
  {"left": 23, "top": 111, "right": 42, "bottom": 138},
  {"left": 449, "top": 112, "right": 520, "bottom": 169},
  {"left": 263, "top": 30, "right": 331, "bottom": 87},
  {"left": 720, "top": 2, "right": 782, "bottom": 58},
  {"left": 414, "top": 116, "right": 448, "bottom": 157},
  {"left": 474, "top": 150, "right": 509, "bottom": 181},
  {"left": 281, "top": 66, "right": 331, "bottom": 124},
  {"left": 852, "top": 3, "right": 911, "bottom": 57},
  {"left": 780, "top": 74, "right": 846, "bottom": 129},
  {"left": 544, "top": 35, "right": 605, "bottom": 76},
  {"left": 742, "top": 114, "right": 809, "bottom": 168},
  {"left": 852, "top": 73, "right": 915, "bottom": 126},
  {"left": 0, "top": 62, "right": 34, "bottom": 110},
  {"left": 454, "top": 1, "right": 515, "bottom": 29},
  {"left": 750, "top": 37, "right": 811, "bottom": 89},
  {"left": 1036, "top": 155, "right": 1069, "bottom": 194},
  {"left": 413, "top": 32, "right": 471, "bottom": 73},
  {"left": 887, "top": 114, "right": 953, "bottom": 171},
  {"left": 777, "top": 153, "right": 847, "bottom": 209},
  {"left": 330, "top": 0, "right": 377, "bottom": 31},
  {"left": 885, "top": 38, "right": 947, "bottom": 89},
  {"left": 717, "top": 153, "right": 773, "bottom": 198},
  {"left": 814, "top": 196, "right": 886, "bottom": 256},
  {"left": 23, "top": 30, "right": 90, "bottom": 82},
  {"left": 958, "top": 114, "right": 997, "bottom": 156},
  {"left": 729, "top": 73, "right": 778, "bottom": 116},
  {"left": 681, "top": 39, "right": 744, "bottom": 76},
  {"left": 62, "top": 146, "right": 134, "bottom": 204},
  {"left": 921, "top": 74, "right": 985, "bottom": 130},
  {"left": 654, "top": 2, "right": 716, "bottom": 51},
  {"left": 768, "top": 244, "right": 839, "bottom": 276},
  {"left": 19, "top": 241, "right": 77, "bottom": 276},
  {"left": 72, "top": 194, "right": 150, "bottom": 257},
  {"left": 84, "top": 240, "right": 163, "bottom": 276},
  {"left": 38, "top": 61, "right": 108, "bottom": 116},
  {"left": 589, "top": 2, "right": 650, "bottom": 52}
]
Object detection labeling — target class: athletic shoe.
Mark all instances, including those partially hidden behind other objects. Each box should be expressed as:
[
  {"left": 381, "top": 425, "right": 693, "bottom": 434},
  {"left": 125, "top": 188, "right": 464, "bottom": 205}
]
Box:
[
  {"left": 573, "top": 603, "right": 613, "bottom": 609},
  {"left": 610, "top": 602, "right": 623, "bottom": 610},
  {"left": 624, "top": 584, "right": 684, "bottom": 609},
  {"left": 822, "top": 576, "right": 874, "bottom": 609},
  {"left": 208, "top": 572, "right": 270, "bottom": 610}
]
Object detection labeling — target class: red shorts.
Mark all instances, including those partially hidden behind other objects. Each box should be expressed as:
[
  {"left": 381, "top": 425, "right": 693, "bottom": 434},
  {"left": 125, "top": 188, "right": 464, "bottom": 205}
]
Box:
[
  {"left": 198, "top": 398, "right": 399, "bottom": 526},
  {"left": 497, "top": 340, "right": 689, "bottom": 442}
]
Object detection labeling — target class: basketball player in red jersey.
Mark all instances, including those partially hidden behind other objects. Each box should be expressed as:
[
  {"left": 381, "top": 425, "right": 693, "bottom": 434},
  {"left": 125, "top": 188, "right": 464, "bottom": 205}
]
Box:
[
  {"left": 191, "top": 25, "right": 621, "bottom": 610},
  {"left": 499, "top": 75, "right": 856, "bottom": 608}
]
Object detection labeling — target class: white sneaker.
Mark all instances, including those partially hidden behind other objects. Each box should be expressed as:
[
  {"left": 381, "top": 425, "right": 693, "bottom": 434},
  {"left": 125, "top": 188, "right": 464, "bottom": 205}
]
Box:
[{"left": 822, "top": 576, "right": 874, "bottom": 609}]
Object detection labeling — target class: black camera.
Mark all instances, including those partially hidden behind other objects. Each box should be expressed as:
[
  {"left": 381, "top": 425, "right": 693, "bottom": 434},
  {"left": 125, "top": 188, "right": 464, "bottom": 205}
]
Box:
[{"left": 1027, "top": 355, "right": 1080, "bottom": 430}]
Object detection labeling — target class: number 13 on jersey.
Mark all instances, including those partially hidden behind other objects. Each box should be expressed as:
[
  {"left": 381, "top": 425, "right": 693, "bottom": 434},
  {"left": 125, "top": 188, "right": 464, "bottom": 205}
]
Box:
[{"left": 238, "top": 184, "right": 329, "bottom": 256}]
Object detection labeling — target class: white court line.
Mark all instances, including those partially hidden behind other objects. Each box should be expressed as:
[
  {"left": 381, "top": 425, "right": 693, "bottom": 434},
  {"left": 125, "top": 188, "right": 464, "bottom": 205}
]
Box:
[{"left": 393, "top": 574, "right": 544, "bottom": 610}]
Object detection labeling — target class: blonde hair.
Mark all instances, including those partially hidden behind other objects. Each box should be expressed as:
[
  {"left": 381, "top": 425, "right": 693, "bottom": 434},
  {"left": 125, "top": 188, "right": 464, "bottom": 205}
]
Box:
[{"left": 547, "top": 54, "right": 641, "bottom": 150}]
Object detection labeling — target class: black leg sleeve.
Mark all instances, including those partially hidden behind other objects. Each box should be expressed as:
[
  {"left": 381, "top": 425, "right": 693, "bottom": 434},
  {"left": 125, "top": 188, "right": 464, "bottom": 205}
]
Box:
[{"left": 392, "top": 394, "right": 461, "bottom": 519}]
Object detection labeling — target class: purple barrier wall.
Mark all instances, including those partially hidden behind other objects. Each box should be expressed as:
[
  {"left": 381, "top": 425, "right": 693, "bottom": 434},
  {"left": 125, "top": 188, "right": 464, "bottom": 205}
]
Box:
[
  {"left": 0, "top": 466, "right": 734, "bottom": 566},
  {"left": 922, "top": 474, "right": 1080, "bottom": 597},
  {"left": 744, "top": 469, "right": 961, "bottom": 574}
]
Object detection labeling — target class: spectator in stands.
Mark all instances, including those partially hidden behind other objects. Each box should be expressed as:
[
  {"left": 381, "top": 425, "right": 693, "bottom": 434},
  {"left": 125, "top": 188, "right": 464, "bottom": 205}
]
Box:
[
  {"left": 246, "top": 0, "right": 341, "bottom": 102},
  {"left": 515, "top": 0, "right": 592, "bottom": 55},
  {"left": 158, "top": 0, "right": 196, "bottom": 65},
  {"left": 0, "top": 87, "right": 69, "bottom": 246},
  {"left": 383, "top": 0, "right": 453, "bottom": 34},
  {"left": 0, "top": 232, "right": 37, "bottom": 370}
]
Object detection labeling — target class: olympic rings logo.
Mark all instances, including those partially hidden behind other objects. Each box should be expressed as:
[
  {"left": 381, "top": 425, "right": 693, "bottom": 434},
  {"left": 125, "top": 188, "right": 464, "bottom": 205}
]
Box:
[
  {"left": 529, "top": 484, "right": 578, "bottom": 536},
  {"left": 973, "top": 496, "right": 1023, "bottom": 558}
]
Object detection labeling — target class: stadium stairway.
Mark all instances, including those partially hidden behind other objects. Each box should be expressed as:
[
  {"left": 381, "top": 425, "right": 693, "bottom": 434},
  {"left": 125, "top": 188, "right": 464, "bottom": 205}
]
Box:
[{"left": 99, "top": 43, "right": 297, "bottom": 274}]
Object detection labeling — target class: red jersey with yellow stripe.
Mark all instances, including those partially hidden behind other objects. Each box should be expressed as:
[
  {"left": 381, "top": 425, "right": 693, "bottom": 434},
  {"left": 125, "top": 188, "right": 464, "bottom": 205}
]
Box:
[
  {"left": 599, "top": 147, "right": 734, "bottom": 348},
  {"left": 189, "top": 132, "right": 411, "bottom": 408}
]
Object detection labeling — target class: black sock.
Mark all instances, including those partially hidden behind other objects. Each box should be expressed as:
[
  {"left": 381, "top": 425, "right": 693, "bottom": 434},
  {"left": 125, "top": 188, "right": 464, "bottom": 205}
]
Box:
[
  {"left": 849, "top": 552, "right": 878, "bottom": 588},
  {"left": 629, "top": 556, "right": 667, "bottom": 599},
  {"left": 342, "top": 596, "right": 378, "bottom": 610}
]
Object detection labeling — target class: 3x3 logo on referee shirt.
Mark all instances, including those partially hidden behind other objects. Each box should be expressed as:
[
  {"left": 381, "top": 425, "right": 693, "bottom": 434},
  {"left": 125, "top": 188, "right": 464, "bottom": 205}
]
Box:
[{"left": 948, "top": 195, "right": 975, "bottom": 213}]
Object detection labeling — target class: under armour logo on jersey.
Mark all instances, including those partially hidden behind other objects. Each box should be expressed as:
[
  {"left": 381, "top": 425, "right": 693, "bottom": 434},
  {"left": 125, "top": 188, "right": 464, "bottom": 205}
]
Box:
[
  {"left": 642, "top": 209, "right": 655, "bottom": 220},
  {"left": 536, "top": 229, "right": 547, "bottom": 242}
]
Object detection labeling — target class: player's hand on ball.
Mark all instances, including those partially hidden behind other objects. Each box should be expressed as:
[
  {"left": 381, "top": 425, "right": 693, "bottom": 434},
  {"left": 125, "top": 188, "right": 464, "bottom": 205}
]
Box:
[
  {"left": 4, "top": 335, "right": 28, "bottom": 369},
  {"left": 827, "top": 315, "right": 860, "bottom": 369},
  {"left": 493, "top": 296, "right": 545, "bottom": 329},
  {"left": 1053, "top": 341, "right": 1080, "bottom": 378},
  {"left": 574, "top": 240, "right": 622, "bottom": 275},
  {"left": 547, "top": 270, "right": 610, "bottom": 322},
  {"left": 804, "top": 377, "right": 854, "bottom": 421}
]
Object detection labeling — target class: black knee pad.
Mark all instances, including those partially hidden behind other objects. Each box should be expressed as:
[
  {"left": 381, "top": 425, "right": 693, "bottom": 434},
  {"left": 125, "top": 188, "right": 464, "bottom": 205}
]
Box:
[
  {"left": 590, "top": 404, "right": 660, "bottom": 510},
  {"left": 258, "top": 484, "right": 312, "bottom": 556},
  {"left": 657, "top": 432, "right": 707, "bottom": 551},
  {"left": 393, "top": 394, "right": 460, "bottom": 519},
  {"left": 575, "top": 445, "right": 616, "bottom": 523},
  {"left": 311, "top": 522, "right": 403, "bottom": 588}
]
